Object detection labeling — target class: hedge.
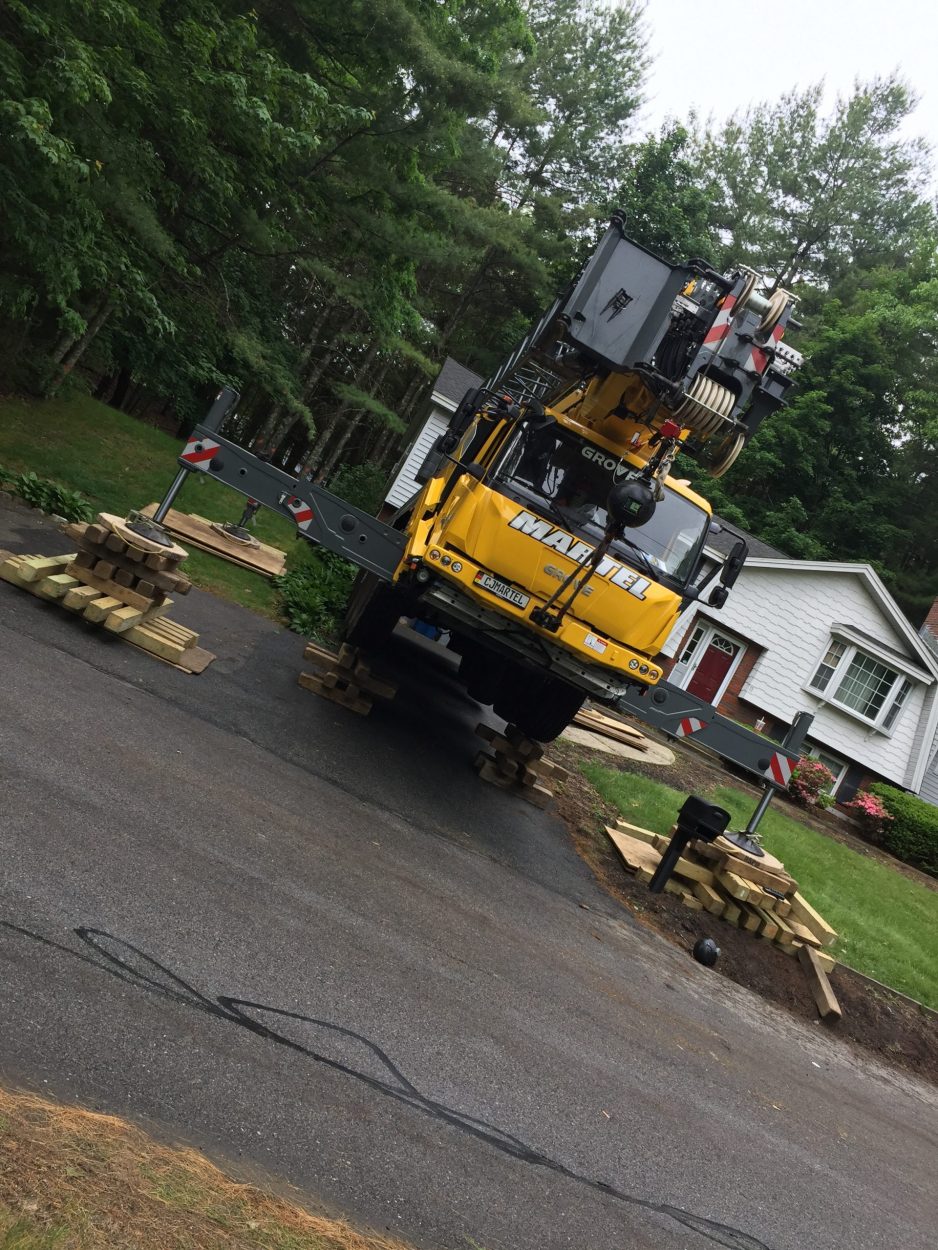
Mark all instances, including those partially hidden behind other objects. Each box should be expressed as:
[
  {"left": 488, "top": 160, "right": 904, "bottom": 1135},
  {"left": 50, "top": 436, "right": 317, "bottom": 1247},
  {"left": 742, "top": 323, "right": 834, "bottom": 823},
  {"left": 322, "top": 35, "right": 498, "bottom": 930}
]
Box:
[{"left": 868, "top": 783, "right": 938, "bottom": 876}]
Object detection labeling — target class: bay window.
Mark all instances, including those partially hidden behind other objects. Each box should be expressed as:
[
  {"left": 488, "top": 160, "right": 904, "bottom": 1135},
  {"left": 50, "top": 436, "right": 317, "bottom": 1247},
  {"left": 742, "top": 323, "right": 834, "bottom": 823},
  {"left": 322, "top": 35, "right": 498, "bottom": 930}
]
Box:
[{"left": 808, "top": 639, "right": 914, "bottom": 730}]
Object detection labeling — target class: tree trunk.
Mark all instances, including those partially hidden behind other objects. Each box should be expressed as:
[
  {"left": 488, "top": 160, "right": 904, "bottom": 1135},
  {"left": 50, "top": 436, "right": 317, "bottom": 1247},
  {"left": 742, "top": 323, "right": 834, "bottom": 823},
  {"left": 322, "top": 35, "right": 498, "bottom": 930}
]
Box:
[
  {"left": 50, "top": 292, "right": 115, "bottom": 385},
  {"left": 307, "top": 338, "right": 381, "bottom": 468},
  {"left": 254, "top": 309, "right": 358, "bottom": 449}
]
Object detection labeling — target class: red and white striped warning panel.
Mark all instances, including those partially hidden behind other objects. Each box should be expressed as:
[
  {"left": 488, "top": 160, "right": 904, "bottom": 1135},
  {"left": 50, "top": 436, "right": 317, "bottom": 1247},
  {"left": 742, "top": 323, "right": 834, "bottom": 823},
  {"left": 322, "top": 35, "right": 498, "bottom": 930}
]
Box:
[
  {"left": 764, "top": 752, "right": 794, "bottom": 786},
  {"left": 180, "top": 436, "right": 220, "bottom": 470},
  {"left": 702, "top": 294, "right": 736, "bottom": 346},
  {"left": 675, "top": 717, "right": 706, "bottom": 737},
  {"left": 285, "top": 496, "right": 314, "bottom": 530}
]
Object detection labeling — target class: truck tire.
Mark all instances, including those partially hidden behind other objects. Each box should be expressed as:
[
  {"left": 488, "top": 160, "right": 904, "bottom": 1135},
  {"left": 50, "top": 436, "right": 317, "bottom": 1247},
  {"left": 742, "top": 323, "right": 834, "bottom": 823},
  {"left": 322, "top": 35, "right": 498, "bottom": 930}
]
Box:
[
  {"left": 343, "top": 571, "right": 404, "bottom": 652},
  {"left": 458, "top": 647, "right": 507, "bottom": 705},
  {"left": 493, "top": 668, "right": 584, "bottom": 742}
]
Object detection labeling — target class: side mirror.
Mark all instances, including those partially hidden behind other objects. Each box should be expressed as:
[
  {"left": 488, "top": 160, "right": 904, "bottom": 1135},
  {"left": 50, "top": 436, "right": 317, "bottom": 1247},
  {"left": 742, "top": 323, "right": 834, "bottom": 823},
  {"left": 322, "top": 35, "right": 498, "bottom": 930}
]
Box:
[
  {"left": 708, "top": 584, "right": 729, "bottom": 608},
  {"left": 720, "top": 537, "right": 748, "bottom": 588}
]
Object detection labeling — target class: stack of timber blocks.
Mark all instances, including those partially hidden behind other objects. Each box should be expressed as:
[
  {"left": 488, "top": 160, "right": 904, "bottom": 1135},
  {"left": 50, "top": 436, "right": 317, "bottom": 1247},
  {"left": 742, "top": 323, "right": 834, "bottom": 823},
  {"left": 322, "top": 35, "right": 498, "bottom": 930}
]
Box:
[
  {"left": 0, "top": 514, "right": 205, "bottom": 669},
  {"left": 473, "top": 722, "right": 568, "bottom": 808},
  {"left": 298, "top": 641, "right": 397, "bottom": 715},
  {"left": 606, "top": 820, "right": 839, "bottom": 972}
]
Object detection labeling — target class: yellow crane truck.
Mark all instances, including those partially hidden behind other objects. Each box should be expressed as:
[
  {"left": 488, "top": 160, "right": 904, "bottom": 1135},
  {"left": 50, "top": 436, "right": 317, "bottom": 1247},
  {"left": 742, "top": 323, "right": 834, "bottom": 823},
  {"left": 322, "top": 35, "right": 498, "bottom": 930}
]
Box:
[{"left": 153, "top": 217, "right": 810, "bottom": 780}]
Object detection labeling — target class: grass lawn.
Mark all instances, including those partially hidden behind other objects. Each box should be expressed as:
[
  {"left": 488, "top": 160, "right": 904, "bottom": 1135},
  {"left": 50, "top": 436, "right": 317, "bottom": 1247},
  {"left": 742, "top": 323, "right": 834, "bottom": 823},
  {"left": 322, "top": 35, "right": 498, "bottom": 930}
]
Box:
[
  {"left": 0, "top": 1085, "right": 410, "bottom": 1250},
  {"left": 0, "top": 391, "right": 301, "bottom": 618},
  {"left": 583, "top": 762, "right": 938, "bottom": 1011}
]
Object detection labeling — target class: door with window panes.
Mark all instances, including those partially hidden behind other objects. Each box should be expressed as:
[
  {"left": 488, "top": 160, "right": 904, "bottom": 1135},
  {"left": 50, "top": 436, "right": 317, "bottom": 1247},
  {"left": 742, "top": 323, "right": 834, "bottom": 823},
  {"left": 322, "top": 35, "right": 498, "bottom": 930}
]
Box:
[{"left": 677, "top": 624, "right": 741, "bottom": 703}]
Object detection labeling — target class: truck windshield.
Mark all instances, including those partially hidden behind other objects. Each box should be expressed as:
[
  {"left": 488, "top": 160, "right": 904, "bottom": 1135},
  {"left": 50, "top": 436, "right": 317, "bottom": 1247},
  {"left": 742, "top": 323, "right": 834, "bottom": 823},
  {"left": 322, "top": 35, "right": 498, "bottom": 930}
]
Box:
[{"left": 493, "top": 424, "right": 709, "bottom": 584}]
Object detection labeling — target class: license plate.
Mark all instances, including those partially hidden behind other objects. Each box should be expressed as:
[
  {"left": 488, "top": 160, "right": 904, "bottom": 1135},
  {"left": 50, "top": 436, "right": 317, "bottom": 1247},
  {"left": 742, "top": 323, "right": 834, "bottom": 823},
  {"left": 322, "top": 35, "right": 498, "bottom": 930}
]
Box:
[{"left": 474, "top": 571, "right": 530, "bottom": 610}]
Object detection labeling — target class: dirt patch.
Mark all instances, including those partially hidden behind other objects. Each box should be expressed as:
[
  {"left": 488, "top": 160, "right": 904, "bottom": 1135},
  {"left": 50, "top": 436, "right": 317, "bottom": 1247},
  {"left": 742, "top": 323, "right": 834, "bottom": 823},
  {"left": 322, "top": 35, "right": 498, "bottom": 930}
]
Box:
[
  {"left": 0, "top": 1085, "right": 411, "bottom": 1249},
  {"left": 550, "top": 743, "right": 938, "bottom": 1086}
]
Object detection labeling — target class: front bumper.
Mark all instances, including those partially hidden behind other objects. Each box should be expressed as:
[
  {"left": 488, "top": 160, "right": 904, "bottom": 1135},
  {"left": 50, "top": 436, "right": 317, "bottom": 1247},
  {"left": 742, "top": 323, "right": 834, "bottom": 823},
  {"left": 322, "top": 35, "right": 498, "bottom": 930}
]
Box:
[{"left": 414, "top": 554, "right": 663, "bottom": 701}]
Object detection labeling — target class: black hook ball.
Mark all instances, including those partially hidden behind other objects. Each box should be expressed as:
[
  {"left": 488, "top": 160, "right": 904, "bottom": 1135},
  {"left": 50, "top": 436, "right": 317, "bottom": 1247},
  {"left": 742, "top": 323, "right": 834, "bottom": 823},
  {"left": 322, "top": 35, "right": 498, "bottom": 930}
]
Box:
[{"left": 693, "top": 937, "right": 720, "bottom": 967}]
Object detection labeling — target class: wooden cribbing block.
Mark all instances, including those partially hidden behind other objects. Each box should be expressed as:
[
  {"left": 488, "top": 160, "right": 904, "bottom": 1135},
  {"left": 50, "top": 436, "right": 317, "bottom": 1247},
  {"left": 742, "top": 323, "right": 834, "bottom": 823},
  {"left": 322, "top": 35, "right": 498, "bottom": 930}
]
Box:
[
  {"left": 721, "top": 899, "right": 742, "bottom": 926},
  {"left": 93, "top": 559, "right": 117, "bottom": 581},
  {"left": 83, "top": 595, "right": 124, "bottom": 623},
  {"left": 62, "top": 584, "right": 102, "bottom": 611},
  {"left": 714, "top": 854, "right": 795, "bottom": 896},
  {"left": 770, "top": 912, "right": 797, "bottom": 946},
  {"left": 798, "top": 945, "right": 842, "bottom": 1020},
  {"left": 786, "top": 892, "right": 838, "bottom": 947},
  {"left": 736, "top": 905, "right": 762, "bottom": 934},
  {"left": 781, "top": 914, "right": 821, "bottom": 948},
  {"left": 103, "top": 598, "right": 173, "bottom": 634},
  {"left": 2, "top": 552, "right": 75, "bottom": 584},
  {"left": 34, "top": 573, "right": 79, "bottom": 600},
  {"left": 65, "top": 563, "right": 156, "bottom": 611},
  {"left": 614, "top": 821, "right": 658, "bottom": 846},
  {"left": 65, "top": 526, "right": 192, "bottom": 592},
  {"left": 716, "top": 870, "right": 751, "bottom": 901},
  {"left": 297, "top": 671, "right": 371, "bottom": 714},
  {"left": 692, "top": 880, "right": 725, "bottom": 916},
  {"left": 748, "top": 906, "right": 779, "bottom": 940},
  {"left": 126, "top": 619, "right": 200, "bottom": 664}
]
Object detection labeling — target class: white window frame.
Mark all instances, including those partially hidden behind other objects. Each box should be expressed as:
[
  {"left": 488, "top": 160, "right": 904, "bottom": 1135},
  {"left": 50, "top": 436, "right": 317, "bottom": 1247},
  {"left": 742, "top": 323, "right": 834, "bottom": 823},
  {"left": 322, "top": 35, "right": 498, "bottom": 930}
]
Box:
[
  {"left": 805, "top": 744, "right": 849, "bottom": 795},
  {"left": 804, "top": 638, "right": 914, "bottom": 734},
  {"left": 673, "top": 621, "right": 748, "bottom": 706}
]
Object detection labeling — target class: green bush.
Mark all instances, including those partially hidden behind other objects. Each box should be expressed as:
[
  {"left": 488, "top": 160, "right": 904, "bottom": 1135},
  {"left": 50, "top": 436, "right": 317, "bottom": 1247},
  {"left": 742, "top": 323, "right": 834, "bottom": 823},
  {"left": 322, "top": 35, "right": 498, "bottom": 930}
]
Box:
[
  {"left": 0, "top": 466, "right": 94, "bottom": 523},
  {"left": 273, "top": 547, "right": 355, "bottom": 641},
  {"left": 328, "top": 462, "right": 387, "bottom": 514},
  {"left": 869, "top": 783, "right": 938, "bottom": 875}
]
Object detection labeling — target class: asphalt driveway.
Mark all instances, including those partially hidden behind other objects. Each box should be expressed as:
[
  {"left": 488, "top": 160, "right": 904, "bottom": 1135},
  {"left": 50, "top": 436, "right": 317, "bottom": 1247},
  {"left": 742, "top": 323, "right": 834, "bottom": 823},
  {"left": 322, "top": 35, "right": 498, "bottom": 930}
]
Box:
[{"left": 1, "top": 499, "right": 935, "bottom": 1250}]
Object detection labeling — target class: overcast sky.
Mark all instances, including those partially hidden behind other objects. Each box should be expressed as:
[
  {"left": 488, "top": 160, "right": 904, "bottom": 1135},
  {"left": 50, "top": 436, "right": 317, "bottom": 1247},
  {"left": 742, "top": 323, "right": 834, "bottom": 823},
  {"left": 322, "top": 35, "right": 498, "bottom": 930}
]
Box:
[{"left": 637, "top": 0, "right": 936, "bottom": 171}]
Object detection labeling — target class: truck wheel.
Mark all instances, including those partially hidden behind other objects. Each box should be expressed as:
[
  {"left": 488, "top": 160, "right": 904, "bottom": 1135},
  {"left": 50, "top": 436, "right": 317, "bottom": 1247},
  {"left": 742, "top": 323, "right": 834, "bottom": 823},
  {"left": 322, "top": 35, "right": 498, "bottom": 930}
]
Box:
[
  {"left": 343, "top": 571, "right": 404, "bottom": 651},
  {"left": 458, "top": 648, "right": 507, "bottom": 705},
  {"left": 493, "top": 669, "right": 584, "bottom": 742}
]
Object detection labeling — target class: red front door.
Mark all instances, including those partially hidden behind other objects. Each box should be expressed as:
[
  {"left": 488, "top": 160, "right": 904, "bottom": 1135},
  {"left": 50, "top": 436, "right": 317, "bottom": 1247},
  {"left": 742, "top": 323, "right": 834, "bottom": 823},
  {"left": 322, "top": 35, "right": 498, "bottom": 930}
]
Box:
[{"left": 686, "top": 636, "right": 739, "bottom": 703}]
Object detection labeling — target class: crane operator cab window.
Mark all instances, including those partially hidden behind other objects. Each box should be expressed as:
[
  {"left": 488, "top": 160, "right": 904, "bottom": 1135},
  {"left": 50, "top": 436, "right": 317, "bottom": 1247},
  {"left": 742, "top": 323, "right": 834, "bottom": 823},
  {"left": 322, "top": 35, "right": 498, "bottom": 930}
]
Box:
[{"left": 494, "top": 423, "right": 709, "bottom": 588}]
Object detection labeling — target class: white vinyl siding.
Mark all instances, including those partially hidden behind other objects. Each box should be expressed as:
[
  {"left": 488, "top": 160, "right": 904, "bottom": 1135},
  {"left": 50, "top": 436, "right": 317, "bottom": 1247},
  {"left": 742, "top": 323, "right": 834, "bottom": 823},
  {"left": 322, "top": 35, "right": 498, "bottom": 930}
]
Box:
[{"left": 385, "top": 404, "right": 450, "bottom": 509}]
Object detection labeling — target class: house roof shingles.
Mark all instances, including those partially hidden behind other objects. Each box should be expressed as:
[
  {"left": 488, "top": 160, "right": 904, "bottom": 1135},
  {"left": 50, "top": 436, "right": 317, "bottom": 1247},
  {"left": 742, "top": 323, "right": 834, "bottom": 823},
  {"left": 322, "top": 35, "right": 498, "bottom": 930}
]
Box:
[{"left": 433, "top": 356, "right": 483, "bottom": 406}]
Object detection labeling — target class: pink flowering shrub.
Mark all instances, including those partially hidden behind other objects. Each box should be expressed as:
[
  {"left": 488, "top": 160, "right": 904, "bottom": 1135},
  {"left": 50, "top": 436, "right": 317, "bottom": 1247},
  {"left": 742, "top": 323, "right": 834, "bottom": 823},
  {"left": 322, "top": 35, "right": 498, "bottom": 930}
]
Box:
[
  {"left": 788, "top": 758, "right": 836, "bottom": 808},
  {"left": 842, "top": 790, "right": 893, "bottom": 840}
]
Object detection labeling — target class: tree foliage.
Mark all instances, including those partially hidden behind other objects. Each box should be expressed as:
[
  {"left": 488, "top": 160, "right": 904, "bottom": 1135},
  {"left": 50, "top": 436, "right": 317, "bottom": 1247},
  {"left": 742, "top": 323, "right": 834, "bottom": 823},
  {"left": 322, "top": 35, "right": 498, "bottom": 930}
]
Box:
[{"left": 1, "top": 8, "right": 937, "bottom": 620}]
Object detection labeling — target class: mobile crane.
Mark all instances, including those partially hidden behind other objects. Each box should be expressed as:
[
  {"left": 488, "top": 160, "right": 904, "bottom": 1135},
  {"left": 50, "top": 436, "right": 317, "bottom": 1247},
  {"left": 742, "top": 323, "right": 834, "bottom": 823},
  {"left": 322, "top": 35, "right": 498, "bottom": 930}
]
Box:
[{"left": 153, "top": 216, "right": 813, "bottom": 801}]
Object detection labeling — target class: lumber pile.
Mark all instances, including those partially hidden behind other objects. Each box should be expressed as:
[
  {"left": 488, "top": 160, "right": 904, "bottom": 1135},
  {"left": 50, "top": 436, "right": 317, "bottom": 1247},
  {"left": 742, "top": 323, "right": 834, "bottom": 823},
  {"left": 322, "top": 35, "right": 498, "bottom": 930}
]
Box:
[
  {"left": 605, "top": 820, "right": 839, "bottom": 977},
  {"left": 141, "top": 504, "right": 285, "bottom": 577},
  {"left": 473, "top": 722, "right": 568, "bottom": 808},
  {"left": 298, "top": 640, "right": 397, "bottom": 715},
  {"left": 573, "top": 706, "right": 650, "bottom": 752},
  {"left": 0, "top": 516, "right": 213, "bottom": 674}
]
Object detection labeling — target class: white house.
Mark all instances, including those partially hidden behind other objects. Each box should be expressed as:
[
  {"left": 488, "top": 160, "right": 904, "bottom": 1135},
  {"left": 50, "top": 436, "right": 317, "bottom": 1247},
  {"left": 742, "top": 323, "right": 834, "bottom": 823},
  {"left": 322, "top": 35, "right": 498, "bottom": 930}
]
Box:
[
  {"left": 384, "top": 357, "right": 482, "bottom": 513},
  {"left": 385, "top": 358, "right": 938, "bottom": 804},
  {"left": 657, "top": 538, "right": 938, "bottom": 801}
]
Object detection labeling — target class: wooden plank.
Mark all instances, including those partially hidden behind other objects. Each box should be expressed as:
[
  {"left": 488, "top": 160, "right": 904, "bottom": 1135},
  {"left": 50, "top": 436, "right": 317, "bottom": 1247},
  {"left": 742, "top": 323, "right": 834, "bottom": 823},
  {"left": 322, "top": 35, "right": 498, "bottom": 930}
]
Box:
[
  {"left": 104, "top": 599, "right": 176, "bottom": 634},
  {"left": 786, "top": 891, "right": 838, "bottom": 948},
  {"left": 62, "top": 584, "right": 103, "bottom": 611},
  {"left": 692, "top": 879, "right": 725, "bottom": 916},
  {"left": 783, "top": 914, "right": 822, "bottom": 949},
  {"left": 606, "top": 827, "right": 660, "bottom": 875},
  {"left": 4, "top": 552, "right": 76, "bottom": 584},
  {"left": 297, "top": 670, "right": 371, "bottom": 714},
  {"left": 124, "top": 620, "right": 192, "bottom": 663},
  {"left": 33, "top": 573, "right": 79, "bottom": 600},
  {"left": 736, "top": 905, "right": 762, "bottom": 933},
  {"left": 715, "top": 853, "right": 796, "bottom": 895},
  {"left": 748, "top": 906, "right": 779, "bottom": 940},
  {"left": 716, "top": 870, "right": 751, "bottom": 901},
  {"left": 83, "top": 595, "right": 124, "bottom": 624},
  {"left": 141, "top": 504, "right": 285, "bottom": 577},
  {"left": 798, "top": 945, "right": 842, "bottom": 1020},
  {"left": 769, "top": 912, "right": 797, "bottom": 946},
  {"left": 65, "top": 563, "right": 154, "bottom": 611},
  {"left": 721, "top": 899, "right": 742, "bottom": 926},
  {"left": 613, "top": 820, "right": 658, "bottom": 846}
]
